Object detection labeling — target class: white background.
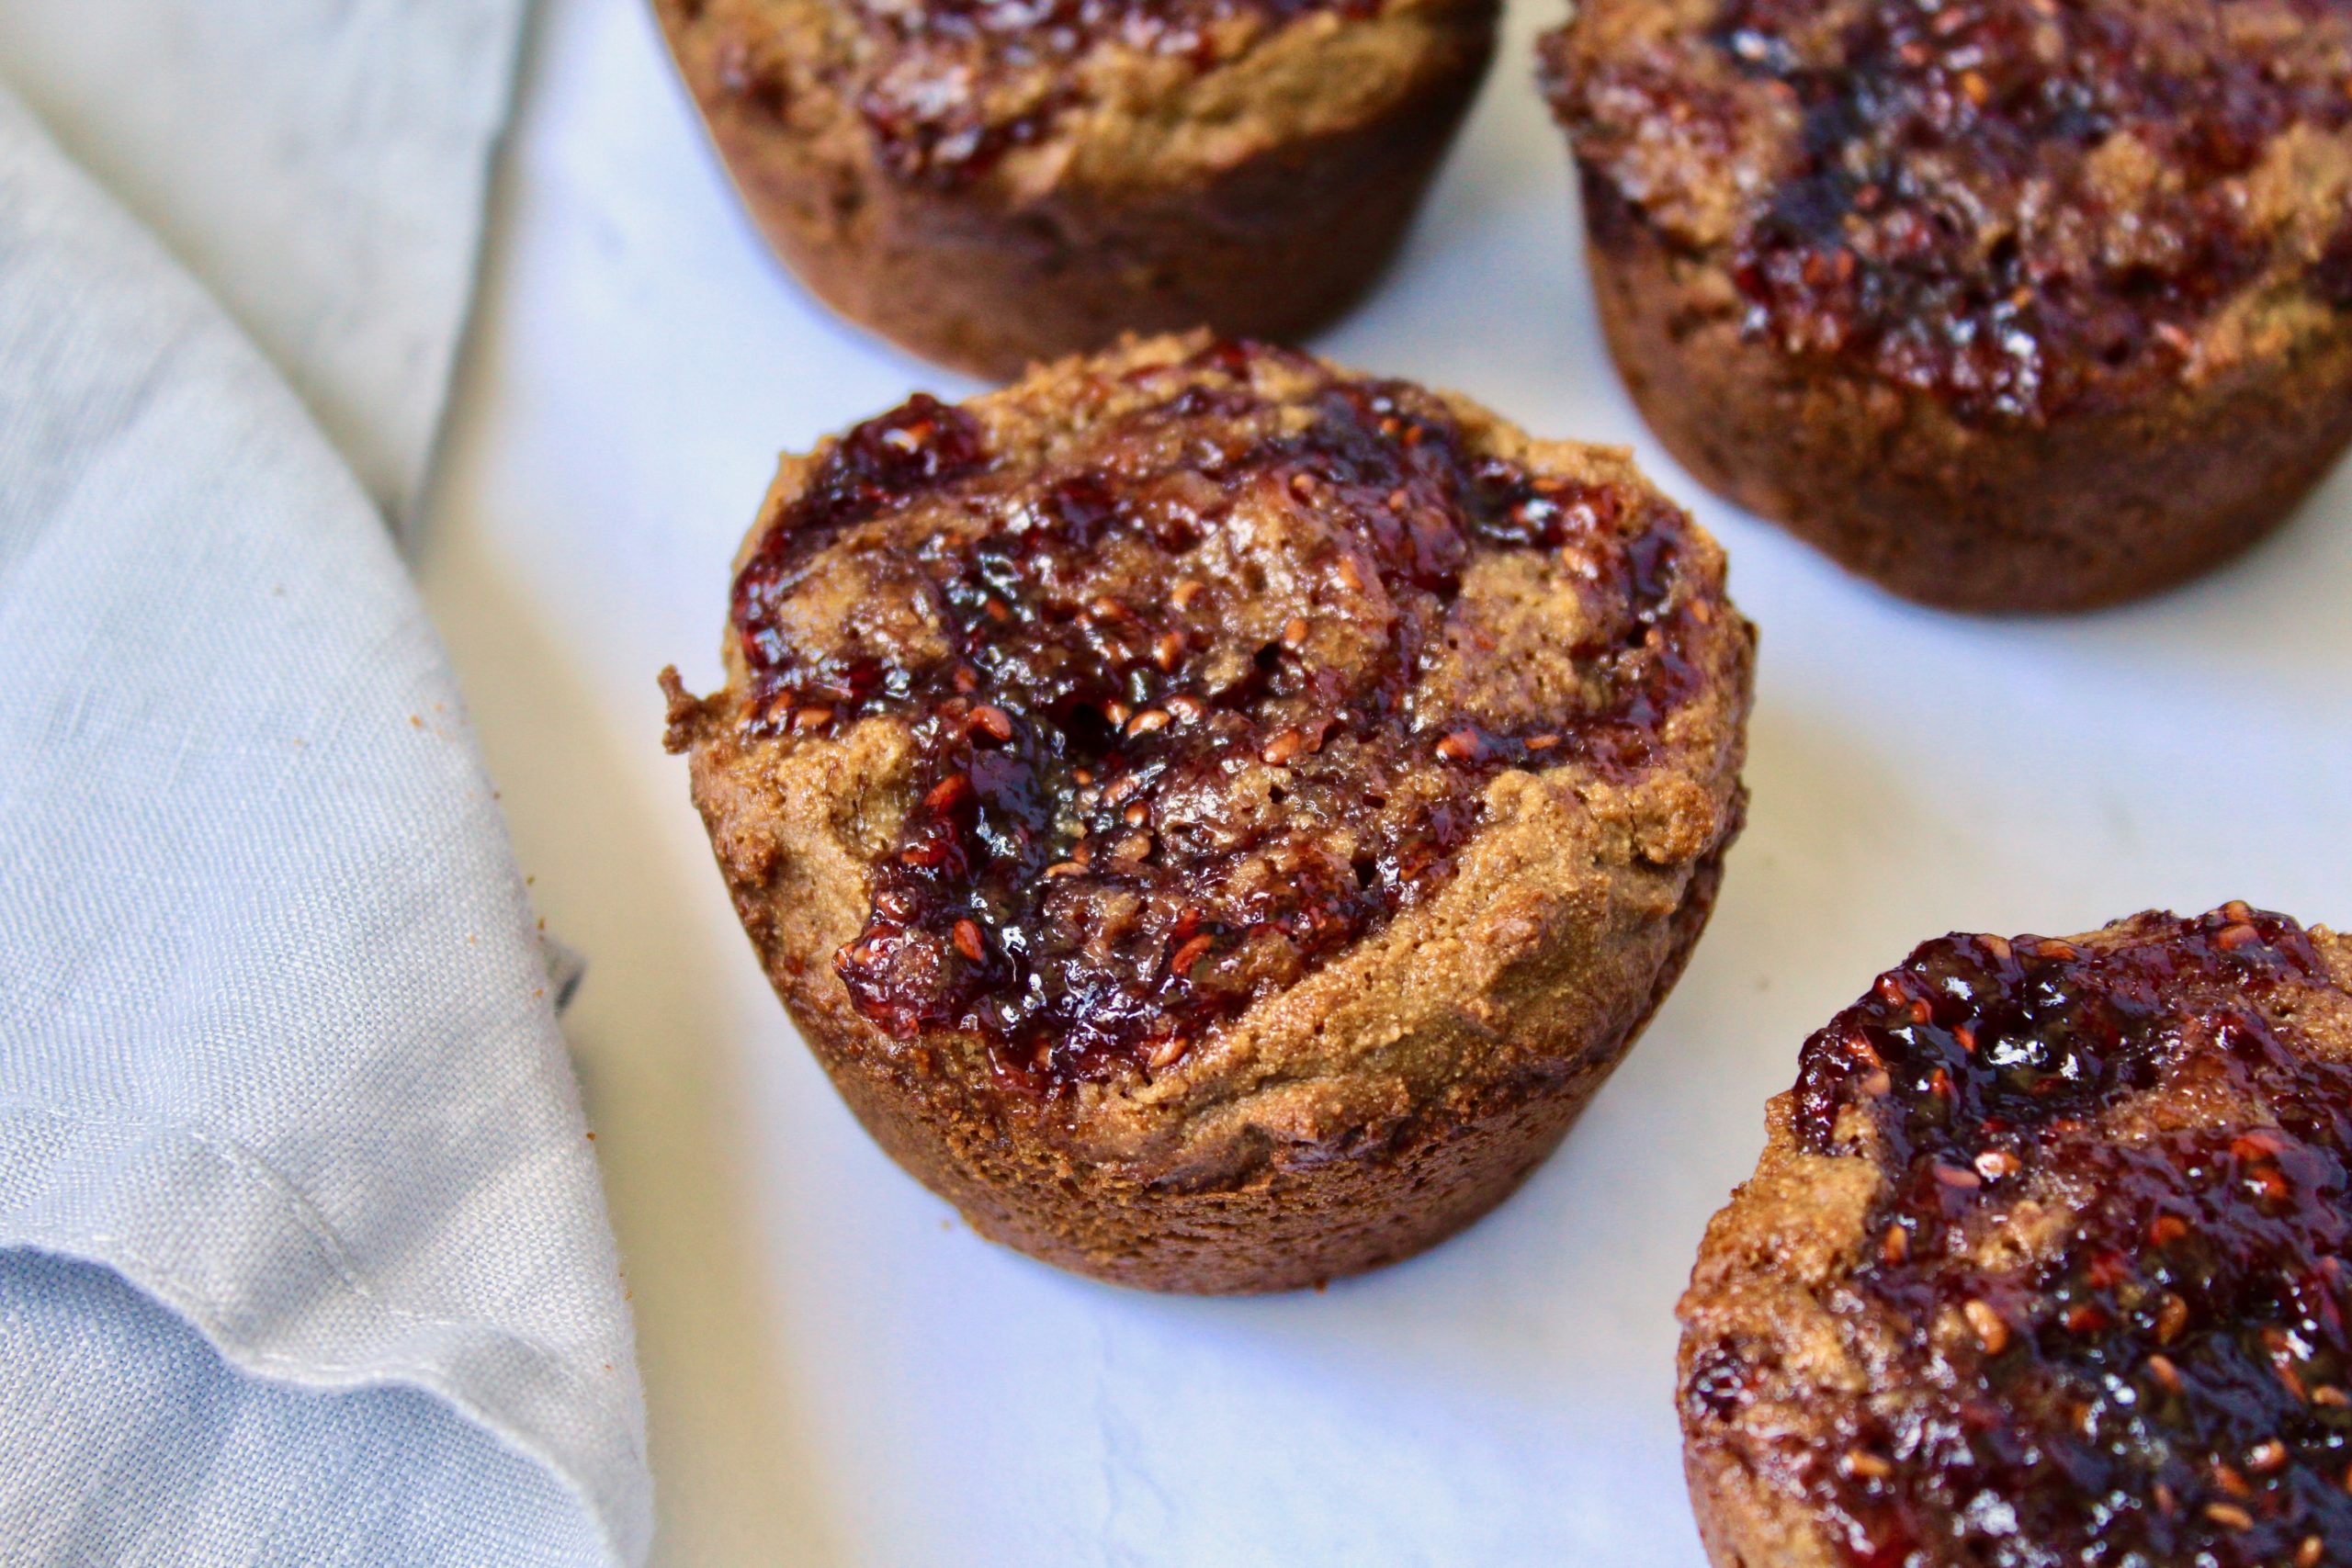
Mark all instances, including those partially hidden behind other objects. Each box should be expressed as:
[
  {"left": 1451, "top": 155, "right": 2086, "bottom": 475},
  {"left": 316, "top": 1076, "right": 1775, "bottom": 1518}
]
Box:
[{"left": 415, "top": 0, "right": 2352, "bottom": 1561}]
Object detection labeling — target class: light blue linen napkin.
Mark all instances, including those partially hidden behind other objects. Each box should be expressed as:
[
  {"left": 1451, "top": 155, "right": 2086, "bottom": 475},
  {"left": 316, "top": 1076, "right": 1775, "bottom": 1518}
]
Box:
[
  {"left": 0, "top": 12, "right": 652, "bottom": 1565},
  {"left": 0, "top": 0, "right": 528, "bottom": 518}
]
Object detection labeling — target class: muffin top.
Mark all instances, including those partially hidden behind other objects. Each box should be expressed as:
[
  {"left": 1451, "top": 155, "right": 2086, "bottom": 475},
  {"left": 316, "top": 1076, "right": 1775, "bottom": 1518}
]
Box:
[
  {"left": 1544, "top": 0, "right": 2352, "bottom": 423},
  {"left": 670, "top": 0, "right": 1489, "bottom": 194},
  {"left": 1683, "top": 906, "right": 2352, "bottom": 1568},
  {"left": 849, "top": 0, "right": 1373, "bottom": 186},
  {"left": 671, "top": 334, "right": 1749, "bottom": 1113}
]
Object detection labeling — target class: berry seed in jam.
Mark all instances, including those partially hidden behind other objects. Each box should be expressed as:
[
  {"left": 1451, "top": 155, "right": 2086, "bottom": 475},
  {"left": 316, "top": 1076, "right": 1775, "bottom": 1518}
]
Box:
[
  {"left": 1788, "top": 906, "right": 2352, "bottom": 1568},
  {"left": 729, "top": 342, "right": 1714, "bottom": 1091}
]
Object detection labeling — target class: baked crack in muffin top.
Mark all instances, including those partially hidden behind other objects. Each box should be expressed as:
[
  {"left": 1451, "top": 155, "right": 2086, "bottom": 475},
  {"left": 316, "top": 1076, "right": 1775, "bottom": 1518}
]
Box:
[
  {"left": 713, "top": 337, "right": 1725, "bottom": 1093},
  {"left": 1545, "top": 0, "right": 2352, "bottom": 423},
  {"left": 1685, "top": 906, "right": 2352, "bottom": 1568}
]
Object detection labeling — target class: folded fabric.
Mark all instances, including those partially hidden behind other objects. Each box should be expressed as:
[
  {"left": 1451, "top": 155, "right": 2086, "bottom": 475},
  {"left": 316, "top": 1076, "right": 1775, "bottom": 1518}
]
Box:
[
  {"left": 0, "top": 62, "right": 650, "bottom": 1568},
  {"left": 0, "top": 0, "right": 526, "bottom": 518}
]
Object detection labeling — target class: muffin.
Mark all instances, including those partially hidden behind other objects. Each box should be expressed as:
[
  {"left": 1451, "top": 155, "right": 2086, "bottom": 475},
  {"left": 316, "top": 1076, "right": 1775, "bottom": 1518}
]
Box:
[
  {"left": 652, "top": 0, "right": 1497, "bottom": 380},
  {"left": 1679, "top": 905, "right": 2352, "bottom": 1566},
  {"left": 1541, "top": 0, "right": 2352, "bottom": 613},
  {"left": 661, "top": 333, "right": 1753, "bottom": 1293}
]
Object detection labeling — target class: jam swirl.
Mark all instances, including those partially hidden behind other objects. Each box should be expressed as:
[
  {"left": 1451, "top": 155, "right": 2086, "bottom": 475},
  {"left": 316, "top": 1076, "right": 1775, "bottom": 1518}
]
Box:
[
  {"left": 729, "top": 342, "right": 1721, "bottom": 1089},
  {"left": 1558, "top": 0, "right": 2352, "bottom": 423},
  {"left": 1781, "top": 906, "right": 2352, "bottom": 1568}
]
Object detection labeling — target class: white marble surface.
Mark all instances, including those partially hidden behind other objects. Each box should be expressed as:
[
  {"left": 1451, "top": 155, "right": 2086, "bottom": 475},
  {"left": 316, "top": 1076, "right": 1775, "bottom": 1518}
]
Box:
[{"left": 415, "top": 0, "right": 2352, "bottom": 1561}]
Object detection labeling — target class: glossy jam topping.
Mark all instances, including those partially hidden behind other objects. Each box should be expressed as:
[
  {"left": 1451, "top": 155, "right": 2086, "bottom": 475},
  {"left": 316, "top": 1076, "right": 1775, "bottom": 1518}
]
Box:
[
  {"left": 730, "top": 341, "right": 1715, "bottom": 1089},
  {"left": 1781, "top": 907, "right": 2352, "bottom": 1568},
  {"left": 1567, "top": 0, "right": 2352, "bottom": 423},
  {"left": 850, "top": 0, "right": 1376, "bottom": 186}
]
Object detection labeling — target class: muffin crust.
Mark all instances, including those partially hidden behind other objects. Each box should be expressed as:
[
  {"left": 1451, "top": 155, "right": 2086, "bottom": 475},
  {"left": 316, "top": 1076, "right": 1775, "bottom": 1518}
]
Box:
[
  {"left": 655, "top": 0, "right": 1495, "bottom": 378},
  {"left": 664, "top": 333, "right": 1753, "bottom": 1292},
  {"left": 1680, "top": 906, "right": 2352, "bottom": 1566},
  {"left": 1544, "top": 0, "right": 2352, "bottom": 611}
]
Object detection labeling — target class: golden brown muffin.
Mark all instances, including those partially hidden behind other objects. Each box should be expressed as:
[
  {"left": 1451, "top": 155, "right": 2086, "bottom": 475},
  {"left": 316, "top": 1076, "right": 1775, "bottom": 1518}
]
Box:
[
  {"left": 653, "top": 0, "right": 1496, "bottom": 380},
  {"left": 662, "top": 333, "right": 1753, "bottom": 1292},
  {"left": 1680, "top": 905, "right": 2352, "bottom": 1567},
  {"left": 1542, "top": 0, "right": 2352, "bottom": 613}
]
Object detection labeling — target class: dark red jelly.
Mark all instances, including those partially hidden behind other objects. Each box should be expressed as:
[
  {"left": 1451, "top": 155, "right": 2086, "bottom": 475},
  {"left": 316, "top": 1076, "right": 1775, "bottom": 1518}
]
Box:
[
  {"left": 729, "top": 340, "right": 1717, "bottom": 1089},
  {"left": 1785, "top": 906, "right": 2352, "bottom": 1568},
  {"left": 1609, "top": 0, "right": 2352, "bottom": 422},
  {"left": 851, "top": 0, "right": 1380, "bottom": 186}
]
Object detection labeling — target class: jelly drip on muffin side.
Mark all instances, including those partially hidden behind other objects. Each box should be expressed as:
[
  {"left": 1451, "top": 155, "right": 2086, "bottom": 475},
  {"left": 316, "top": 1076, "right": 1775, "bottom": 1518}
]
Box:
[
  {"left": 730, "top": 342, "right": 1714, "bottom": 1089},
  {"left": 1769, "top": 907, "right": 2352, "bottom": 1568}
]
